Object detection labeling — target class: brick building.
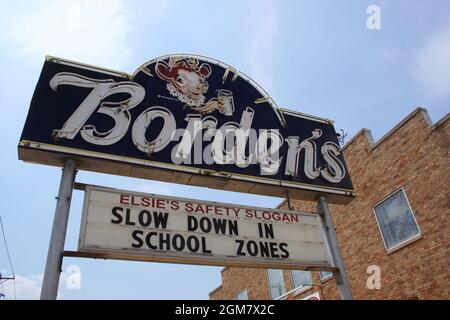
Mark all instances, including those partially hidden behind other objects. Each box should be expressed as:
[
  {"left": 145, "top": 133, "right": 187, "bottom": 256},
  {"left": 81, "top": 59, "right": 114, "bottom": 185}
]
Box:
[{"left": 209, "top": 107, "right": 449, "bottom": 300}]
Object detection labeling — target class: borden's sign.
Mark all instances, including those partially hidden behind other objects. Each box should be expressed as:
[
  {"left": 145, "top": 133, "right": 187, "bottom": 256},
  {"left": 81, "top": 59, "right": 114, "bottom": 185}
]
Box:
[
  {"left": 78, "top": 185, "right": 332, "bottom": 270},
  {"left": 19, "top": 55, "right": 354, "bottom": 203}
]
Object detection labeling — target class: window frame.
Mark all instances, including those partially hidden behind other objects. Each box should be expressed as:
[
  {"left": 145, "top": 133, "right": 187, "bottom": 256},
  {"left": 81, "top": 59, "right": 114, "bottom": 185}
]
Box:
[
  {"left": 266, "top": 269, "right": 287, "bottom": 300},
  {"left": 372, "top": 187, "right": 422, "bottom": 253},
  {"left": 290, "top": 270, "right": 312, "bottom": 292},
  {"left": 319, "top": 271, "right": 333, "bottom": 282},
  {"left": 236, "top": 289, "right": 248, "bottom": 300}
]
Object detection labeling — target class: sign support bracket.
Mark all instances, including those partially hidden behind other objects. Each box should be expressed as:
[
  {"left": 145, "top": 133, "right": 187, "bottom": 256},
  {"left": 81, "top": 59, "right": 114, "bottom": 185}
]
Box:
[
  {"left": 40, "top": 159, "right": 77, "bottom": 300},
  {"left": 317, "top": 195, "right": 353, "bottom": 300},
  {"left": 285, "top": 191, "right": 293, "bottom": 210}
]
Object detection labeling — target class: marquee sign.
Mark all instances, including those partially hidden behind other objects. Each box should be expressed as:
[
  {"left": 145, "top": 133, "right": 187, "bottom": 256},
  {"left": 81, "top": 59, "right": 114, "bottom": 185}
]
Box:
[
  {"left": 18, "top": 55, "right": 355, "bottom": 203},
  {"left": 78, "top": 185, "right": 332, "bottom": 270}
]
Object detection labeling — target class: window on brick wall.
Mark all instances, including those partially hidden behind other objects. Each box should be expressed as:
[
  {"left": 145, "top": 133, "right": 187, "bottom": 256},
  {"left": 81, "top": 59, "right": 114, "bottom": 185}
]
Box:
[
  {"left": 267, "top": 269, "right": 286, "bottom": 299},
  {"left": 373, "top": 188, "right": 421, "bottom": 252},
  {"left": 291, "top": 270, "right": 312, "bottom": 290},
  {"left": 319, "top": 271, "right": 333, "bottom": 281},
  {"left": 236, "top": 289, "right": 248, "bottom": 300}
]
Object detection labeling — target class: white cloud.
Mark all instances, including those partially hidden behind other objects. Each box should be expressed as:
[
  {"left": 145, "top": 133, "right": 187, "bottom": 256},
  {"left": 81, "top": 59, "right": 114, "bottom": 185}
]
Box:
[
  {"left": 1, "top": 0, "right": 132, "bottom": 70},
  {"left": 1, "top": 272, "right": 67, "bottom": 300},
  {"left": 245, "top": 1, "right": 279, "bottom": 95},
  {"left": 2, "top": 274, "right": 42, "bottom": 300},
  {"left": 414, "top": 22, "right": 450, "bottom": 100}
]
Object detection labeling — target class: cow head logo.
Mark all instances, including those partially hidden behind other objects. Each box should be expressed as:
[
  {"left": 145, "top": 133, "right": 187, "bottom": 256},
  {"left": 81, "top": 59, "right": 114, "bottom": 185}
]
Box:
[
  {"left": 155, "top": 57, "right": 234, "bottom": 115},
  {"left": 155, "top": 58, "right": 211, "bottom": 107}
]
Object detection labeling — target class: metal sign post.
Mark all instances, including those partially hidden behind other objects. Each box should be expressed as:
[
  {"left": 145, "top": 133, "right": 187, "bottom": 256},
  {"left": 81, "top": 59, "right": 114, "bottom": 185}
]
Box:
[
  {"left": 317, "top": 195, "right": 353, "bottom": 300},
  {"left": 40, "top": 159, "right": 77, "bottom": 300}
]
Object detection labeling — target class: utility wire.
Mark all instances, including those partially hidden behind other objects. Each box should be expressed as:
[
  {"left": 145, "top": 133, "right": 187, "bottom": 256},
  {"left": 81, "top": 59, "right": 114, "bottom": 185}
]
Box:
[
  {"left": 0, "top": 215, "right": 16, "bottom": 299},
  {"left": 0, "top": 216, "right": 15, "bottom": 276}
]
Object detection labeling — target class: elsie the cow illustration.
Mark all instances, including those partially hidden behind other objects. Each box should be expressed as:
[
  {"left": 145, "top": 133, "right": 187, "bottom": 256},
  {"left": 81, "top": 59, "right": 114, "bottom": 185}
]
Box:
[{"left": 155, "top": 57, "right": 234, "bottom": 115}]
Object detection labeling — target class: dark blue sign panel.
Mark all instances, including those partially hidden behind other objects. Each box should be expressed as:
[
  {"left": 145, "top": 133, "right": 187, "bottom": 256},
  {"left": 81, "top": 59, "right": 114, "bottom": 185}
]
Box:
[{"left": 19, "top": 55, "right": 354, "bottom": 204}]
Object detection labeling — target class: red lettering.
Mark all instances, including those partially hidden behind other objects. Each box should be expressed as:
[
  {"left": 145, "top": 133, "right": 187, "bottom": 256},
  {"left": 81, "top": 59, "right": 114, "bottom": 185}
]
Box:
[
  {"left": 131, "top": 196, "right": 139, "bottom": 206},
  {"left": 262, "top": 211, "right": 272, "bottom": 220},
  {"left": 156, "top": 199, "right": 165, "bottom": 209},
  {"left": 120, "top": 194, "right": 130, "bottom": 205},
  {"left": 272, "top": 212, "right": 281, "bottom": 221},
  {"left": 195, "top": 204, "right": 205, "bottom": 214},
  {"left": 170, "top": 200, "right": 180, "bottom": 211},
  {"left": 231, "top": 208, "right": 240, "bottom": 217},
  {"left": 141, "top": 197, "right": 150, "bottom": 207},
  {"left": 214, "top": 206, "right": 223, "bottom": 215}
]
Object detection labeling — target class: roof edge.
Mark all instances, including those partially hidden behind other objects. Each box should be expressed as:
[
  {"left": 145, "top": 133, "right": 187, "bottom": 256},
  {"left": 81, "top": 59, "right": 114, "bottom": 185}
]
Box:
[
  {"left": 208, "top": 284, "right": 223, "bottom": 296},
  {"left": 342, "top": 107, "right": 448, "bottom": 152}
]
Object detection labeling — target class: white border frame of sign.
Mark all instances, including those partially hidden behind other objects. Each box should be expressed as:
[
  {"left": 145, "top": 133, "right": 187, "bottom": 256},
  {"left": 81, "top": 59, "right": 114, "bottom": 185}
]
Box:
[{"left": 77, "top": 184, "right": 335, "bottom": 271}]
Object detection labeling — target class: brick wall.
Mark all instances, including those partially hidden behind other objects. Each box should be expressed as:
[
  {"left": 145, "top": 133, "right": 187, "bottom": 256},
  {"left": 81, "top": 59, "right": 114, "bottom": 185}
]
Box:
[{"left": 209, "top": 108, "right": 450, "bottom": 300}]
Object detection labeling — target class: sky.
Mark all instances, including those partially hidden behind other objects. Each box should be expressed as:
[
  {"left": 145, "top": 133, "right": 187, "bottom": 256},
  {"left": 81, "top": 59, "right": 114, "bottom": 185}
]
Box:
[{"left": 0, "top": 0, "right": 449, "bottom": 299}]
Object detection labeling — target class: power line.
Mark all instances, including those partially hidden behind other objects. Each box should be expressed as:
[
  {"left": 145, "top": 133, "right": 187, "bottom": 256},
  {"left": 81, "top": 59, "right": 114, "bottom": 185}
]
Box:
[
  {"left": 0, "top": 215, "right": 16, "bottom": 299},
  {"left": 0, "top": 216, "right": 15, "bottom": 276}
]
